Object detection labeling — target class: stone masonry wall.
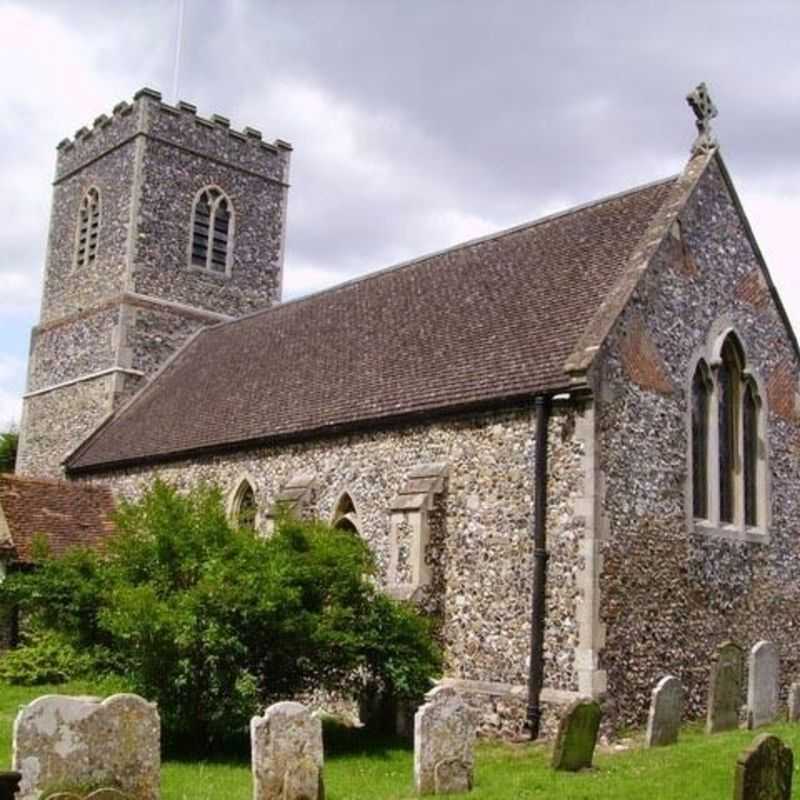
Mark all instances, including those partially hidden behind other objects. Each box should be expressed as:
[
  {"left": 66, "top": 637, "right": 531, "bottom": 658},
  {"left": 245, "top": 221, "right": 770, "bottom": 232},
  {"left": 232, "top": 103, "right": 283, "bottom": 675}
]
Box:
[
  {"left": 596, "top": 157, "right": 800, "bottom": 732},
  {"left": 27, "top": 307, "right": 119, "bottom": 392},
  {"left": 17, "top": 375, "right": 117, "bottom": 478},
  {"left": 82, "top": 403, "right": 589, "bottom": 737}
]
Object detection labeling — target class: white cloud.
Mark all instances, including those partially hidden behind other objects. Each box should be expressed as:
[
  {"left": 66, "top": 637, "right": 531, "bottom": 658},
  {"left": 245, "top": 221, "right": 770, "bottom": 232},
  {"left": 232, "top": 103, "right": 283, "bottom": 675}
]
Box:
[{"left": 0, "top": 355, "right": 26, "bottom": 427}]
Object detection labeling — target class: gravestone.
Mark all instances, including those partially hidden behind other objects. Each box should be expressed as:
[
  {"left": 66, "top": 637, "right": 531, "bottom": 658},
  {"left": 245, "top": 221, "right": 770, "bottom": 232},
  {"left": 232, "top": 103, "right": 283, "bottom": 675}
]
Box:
[
  {"left": 0, "top": 773, "right": 21, "bottom": 800},
  {"left": 414, "top": 686, "right": 477, "bottom": 795},
  {"left": 551, "top": 698, "right": 602, "bottom": 771},
  {"left": 747, "top": 641, "right": 780, "bottom": 729},
  {"left": 706, "top": 641, "right": 744, "bottom": 734},
  {"left": 645, "top": 675, "right": 684, "bottom": 747},
  {"left": 734, "top": 733, "right": 793, "bottom": 800},
  {"left": 12, "top": 694, "right": 160, "bottom": 800},
  {"left": 45, "top": 792, "right": 132, "bottom": 800},
  {"left": 788, "top": 683, "right": 800, "bottom": 722},
  {"left": 251, "top": 702, "right": 323, "bottom": 800}
]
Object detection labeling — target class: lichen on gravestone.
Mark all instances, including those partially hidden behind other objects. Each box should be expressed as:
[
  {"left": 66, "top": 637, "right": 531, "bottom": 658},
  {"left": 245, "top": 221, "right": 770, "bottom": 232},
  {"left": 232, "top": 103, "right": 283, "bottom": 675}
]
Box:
[
  {"left": 414, "top": 687, "right": 477, "bottom": 795},
  {"left": 706, "top": 641, "right": 744, "bottom": 734},
  {"left": 645, "top": 675, "right": 684, "bottom": 747},
  {"left": 551, "top": 698, "right": 602, "bottom": 771},
  {"left": 734, "top": 733, "right": 793, "bottom": 800},
  {"left": 250, "top": 701, "right": 324, "bottom": 800}
]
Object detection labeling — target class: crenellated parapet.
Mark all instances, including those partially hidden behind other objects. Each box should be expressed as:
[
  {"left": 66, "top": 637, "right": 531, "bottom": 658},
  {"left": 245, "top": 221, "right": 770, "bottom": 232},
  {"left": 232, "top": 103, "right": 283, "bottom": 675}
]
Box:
[{"left": 55, "top": 87, "right": 292, "bottom": 184}]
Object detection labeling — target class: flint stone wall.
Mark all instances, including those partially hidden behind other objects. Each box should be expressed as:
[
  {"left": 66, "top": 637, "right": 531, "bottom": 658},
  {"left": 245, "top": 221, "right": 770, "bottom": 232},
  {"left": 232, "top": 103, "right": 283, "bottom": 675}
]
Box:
[
  {"left": 17, "top": 375, "right": 120, "bottom": 479},
  {"left": 13, "top": 694, "right": 160, "bottom": 800},
  {"left": 597, "top": 157, "right": 800, "bottom": 732},
  {"left": 82, "top": 403, "right": 588, "bottom": 735}
]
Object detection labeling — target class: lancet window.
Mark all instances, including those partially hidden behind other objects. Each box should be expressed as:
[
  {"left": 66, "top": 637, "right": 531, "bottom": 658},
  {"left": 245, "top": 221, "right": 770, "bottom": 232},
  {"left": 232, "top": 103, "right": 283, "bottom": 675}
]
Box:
[{"left": 191, "top": 187, "right": 233, "bottom": 273}]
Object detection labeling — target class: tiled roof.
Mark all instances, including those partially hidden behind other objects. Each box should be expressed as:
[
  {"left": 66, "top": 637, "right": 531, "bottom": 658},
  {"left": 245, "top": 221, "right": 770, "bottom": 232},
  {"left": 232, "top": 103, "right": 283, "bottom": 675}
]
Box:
[
  {"left": 68, "top": 177, "right": 676, "bottom": 472},
  {"left": 0, "top": 475, "right": 116, "bottom": 563}
]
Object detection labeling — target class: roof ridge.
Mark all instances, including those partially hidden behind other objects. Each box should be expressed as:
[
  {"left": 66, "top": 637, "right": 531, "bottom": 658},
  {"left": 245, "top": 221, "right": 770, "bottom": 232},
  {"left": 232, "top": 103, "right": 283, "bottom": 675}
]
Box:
[{"left": 204, "top": 172, "right": 679, "bottom": 335}]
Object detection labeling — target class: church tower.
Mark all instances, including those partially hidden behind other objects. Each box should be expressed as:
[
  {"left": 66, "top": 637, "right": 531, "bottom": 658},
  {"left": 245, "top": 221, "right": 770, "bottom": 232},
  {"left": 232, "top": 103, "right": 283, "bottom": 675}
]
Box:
[{"left": 17, "top": 88, "right": 292, "bottom": 477}]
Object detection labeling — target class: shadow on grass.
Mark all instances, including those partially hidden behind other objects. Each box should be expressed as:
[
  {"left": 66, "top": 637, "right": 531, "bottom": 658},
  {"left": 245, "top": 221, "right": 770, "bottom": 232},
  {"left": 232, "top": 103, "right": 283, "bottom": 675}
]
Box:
[
  {"left": 163, "top": 718, "right": 412, "bottom": 768},
  {"left": 322, "top": 718, "right": 412, "bottom": 760}
]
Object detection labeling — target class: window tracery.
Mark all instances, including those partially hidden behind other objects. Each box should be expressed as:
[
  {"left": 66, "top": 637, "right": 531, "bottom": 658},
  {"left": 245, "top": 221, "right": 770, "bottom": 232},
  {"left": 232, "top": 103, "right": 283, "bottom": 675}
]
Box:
[
  {"left": 690, "top": 330, "right": 767, "bottom": 536},
  {"left": 230, "top": 478, "right": 258, "bottom": 529},
  {"left": 190, "top": 187, "right": 233, "bottom": 273},
  {"left": 75, "top": 187, "right": 100, "bottom": 268}
]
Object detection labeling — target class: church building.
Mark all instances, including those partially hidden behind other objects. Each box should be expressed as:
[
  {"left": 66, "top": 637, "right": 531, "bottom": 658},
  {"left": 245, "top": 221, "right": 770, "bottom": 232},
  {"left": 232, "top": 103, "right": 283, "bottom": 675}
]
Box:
[{"left": 13, "top": 84, "right": 800, "bottom": 736}]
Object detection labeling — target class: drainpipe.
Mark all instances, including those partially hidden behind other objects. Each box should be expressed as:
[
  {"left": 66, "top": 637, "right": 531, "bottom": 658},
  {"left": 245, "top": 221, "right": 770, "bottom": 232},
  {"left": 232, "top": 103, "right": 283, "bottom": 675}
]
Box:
[{"left": 526, "top": 394, "right": 551, "bottom": 740}]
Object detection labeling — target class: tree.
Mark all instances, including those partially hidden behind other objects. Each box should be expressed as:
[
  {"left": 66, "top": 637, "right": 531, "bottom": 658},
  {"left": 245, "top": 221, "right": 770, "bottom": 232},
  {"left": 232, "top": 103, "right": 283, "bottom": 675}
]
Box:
[
  {"left": 0, "top": 425, "right": 18, "bottom": 473},
  {"left": 0, "top": 480, "right": 441, "bottom": 751}
]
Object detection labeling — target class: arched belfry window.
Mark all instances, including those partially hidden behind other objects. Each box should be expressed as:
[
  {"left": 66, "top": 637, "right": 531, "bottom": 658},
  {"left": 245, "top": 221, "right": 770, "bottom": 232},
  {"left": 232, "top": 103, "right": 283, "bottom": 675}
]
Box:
[
  {"left": 690, "top": 329, "right": 767, "bottom": 536},
  {"left": 231, "top": 479, "right": 258, "bottom": 529},
  {"left": 190, "top": 187, "right": 234, "bottom": 274},
  {"left": 332, "top": 492, "right": 360, "bottom": 534},
  {"left": 75, "top": 188, "right": 100, "bottom": 268}
]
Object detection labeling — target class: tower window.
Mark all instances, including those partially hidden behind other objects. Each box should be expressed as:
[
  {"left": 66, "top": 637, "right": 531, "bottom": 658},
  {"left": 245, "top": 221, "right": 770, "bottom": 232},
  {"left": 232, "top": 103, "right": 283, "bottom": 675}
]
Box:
[
  {"left": 190, "top": 187, "right": 234, "bottom": 274},
  {"left": 75, "top": 188, "right": 100, "bottom": 268}
]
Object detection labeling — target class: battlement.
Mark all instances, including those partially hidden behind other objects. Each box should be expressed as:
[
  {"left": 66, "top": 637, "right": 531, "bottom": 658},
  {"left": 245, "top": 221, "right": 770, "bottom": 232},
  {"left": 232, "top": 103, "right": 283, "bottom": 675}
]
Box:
[{"left": 55, "top": 88, "right": 292, "bottom": 184}]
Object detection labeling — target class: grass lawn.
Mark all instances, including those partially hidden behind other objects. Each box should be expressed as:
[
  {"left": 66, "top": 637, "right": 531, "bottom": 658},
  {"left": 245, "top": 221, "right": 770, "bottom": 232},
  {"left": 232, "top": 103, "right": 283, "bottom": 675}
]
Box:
[{"left": 1, "top": 682, "right": 799, "bottom": 799}]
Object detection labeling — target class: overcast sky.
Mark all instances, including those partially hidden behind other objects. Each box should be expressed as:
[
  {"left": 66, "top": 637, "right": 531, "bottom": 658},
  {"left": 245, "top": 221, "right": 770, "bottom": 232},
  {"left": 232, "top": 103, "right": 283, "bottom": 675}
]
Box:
[{"left": 2, "top": 0, "right": 800, "bottom": 426}]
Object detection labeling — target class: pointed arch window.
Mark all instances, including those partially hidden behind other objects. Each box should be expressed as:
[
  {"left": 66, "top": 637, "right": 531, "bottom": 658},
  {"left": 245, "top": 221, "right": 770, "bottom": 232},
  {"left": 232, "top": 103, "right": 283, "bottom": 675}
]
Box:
[
  {"left": 231, "top": 479, "right": 258, "bottom": 529},
  {"left": 190, "top": 187, "right": 233, "bottom": 274},
  {"left": 690, "top": 329, "right": 767, "bottom": 536},
  {"left": 691, "top": 361, "right": 711, "bottom": 519},
  {"left": 75, "top": 188, "right": 100, "bottom": 268},
  {"left": 332, "top": 493, "right": 360, "bottom": 534}
]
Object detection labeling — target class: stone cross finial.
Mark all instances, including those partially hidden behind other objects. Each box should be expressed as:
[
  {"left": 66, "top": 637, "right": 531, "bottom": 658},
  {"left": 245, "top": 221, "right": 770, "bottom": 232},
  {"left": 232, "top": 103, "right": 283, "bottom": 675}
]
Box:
[{"left": 687, "top": 82, "right": 718, "bottom": 155}]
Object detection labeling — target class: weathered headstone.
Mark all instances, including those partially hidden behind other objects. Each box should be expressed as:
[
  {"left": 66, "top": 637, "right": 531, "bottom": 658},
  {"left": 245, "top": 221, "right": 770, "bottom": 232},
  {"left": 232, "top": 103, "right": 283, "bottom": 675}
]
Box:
[
  {"left": 414, "top": 687, "right": 477, "bottom": 795},
  {"left": 788, "top": 682, "right": 800, "bottom": 722},
  {"left": 0, "top": 772, "right": 21, "bottom": 800},
  {"left": 645, "top": 675, "right": 684, "bottom": 747},
  {"left": 251, "top": 701, "right": 323, "bottom": 800},
  {"left": 706, "top": 641, "right": 744, "bottom": 734},
  {"left": 747, "top": 641, "right": 780, "bottom": 729},
  {"left": 551, "top": 698, "right": 602, "bottom": 771},
  {"left": 734, "top": 733, "right": 793, "bottom": 800},
  {"left": 44, "top": 793, "right": 132, "bottom": 800},
  {"left": 12, "top": 694, "right": 160, "bottom": 800}
]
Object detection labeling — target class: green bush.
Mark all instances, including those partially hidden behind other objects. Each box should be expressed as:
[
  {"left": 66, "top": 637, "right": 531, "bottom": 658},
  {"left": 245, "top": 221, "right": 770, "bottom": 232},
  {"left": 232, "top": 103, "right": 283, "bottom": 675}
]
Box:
[
  {"left": 0, "top": 630, "right": 96, "bottom": 685},
  {"left": 1, "top": 480, "right": 441, "bottom": 751}
]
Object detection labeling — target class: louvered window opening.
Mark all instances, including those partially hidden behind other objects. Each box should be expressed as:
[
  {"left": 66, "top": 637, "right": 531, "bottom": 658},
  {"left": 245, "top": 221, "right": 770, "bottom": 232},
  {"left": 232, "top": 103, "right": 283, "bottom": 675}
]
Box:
[
  {"left": 76, "top": 188, "right": 100, "bottom": 268},
  {"left": 191, "top": 188, "right": 232, "bottom": 273}
]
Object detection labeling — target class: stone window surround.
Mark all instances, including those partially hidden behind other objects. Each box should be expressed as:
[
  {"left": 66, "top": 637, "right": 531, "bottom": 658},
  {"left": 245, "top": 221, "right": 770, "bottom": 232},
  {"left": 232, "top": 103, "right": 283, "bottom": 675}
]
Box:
[
  {"left": 331, "top": 490, "right": 361, "bottom": 533},
  {"left": 187, "top": 184, "right": 236, "bottom": 278},
  {"left": 226, "top": 473, "right": 261, "bottom": 530},
  {"left": 686, "top": 321, "right": 770, "bottom": 543},
  {"left": 73, "top": 186, "right": 102, "bottom": 271}
]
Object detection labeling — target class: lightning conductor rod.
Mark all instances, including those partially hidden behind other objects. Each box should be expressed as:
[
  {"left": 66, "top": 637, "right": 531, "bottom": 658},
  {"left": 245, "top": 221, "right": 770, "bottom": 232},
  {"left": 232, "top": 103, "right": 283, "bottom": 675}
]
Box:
[{"left": 171, "top": 0, "right": 185, "bottom": 103}]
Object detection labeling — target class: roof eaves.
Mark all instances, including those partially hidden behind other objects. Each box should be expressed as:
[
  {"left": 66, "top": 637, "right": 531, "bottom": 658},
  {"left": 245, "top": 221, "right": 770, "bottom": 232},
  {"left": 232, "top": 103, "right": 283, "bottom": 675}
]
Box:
[
  {"left": 66, "top": 380, "right": 591, "bottom": 475},
  {"left": 563, "top": 151, "right": 712, "bottom": 377}
]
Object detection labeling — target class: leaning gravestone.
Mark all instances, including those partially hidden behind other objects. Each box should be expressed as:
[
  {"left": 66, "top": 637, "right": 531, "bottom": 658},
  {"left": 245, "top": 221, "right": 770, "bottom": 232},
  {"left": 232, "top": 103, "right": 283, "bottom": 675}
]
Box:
[
  {"left": 747, "top": 641, "right": 780, "bottom": 729},
  {"left": 414, "top": 686, "right": 477, "bottom": 795},
  {"left": 551, "top": 698, "right": 602, "bottom": 771},
  {"left": 788, "top": 683, "right": 800, "bottom": 722},
  {"left": 734, "top": 733, "right": 793, "bottom": 800},
  {"left": 12, "top": 694, "right": 160, "bottom": 800},
  {"left": 645, "top": 675, "right": 684, "bottom": 747},
  {"left": 251, "top": 702, "right": 324, "bottom": 800},
  {"left": 706, "top": 641, "right": 744, "bottom": 734}
]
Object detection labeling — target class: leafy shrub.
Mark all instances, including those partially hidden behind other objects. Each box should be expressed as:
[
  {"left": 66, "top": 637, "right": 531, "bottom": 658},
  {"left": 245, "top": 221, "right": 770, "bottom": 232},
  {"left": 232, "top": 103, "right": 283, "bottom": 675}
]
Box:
[
  {"left": 0, "top": 630, "right": 96, "bottom": 685},
  {"left": 1, "top": 480, "right": 441, "bottom": 751}
]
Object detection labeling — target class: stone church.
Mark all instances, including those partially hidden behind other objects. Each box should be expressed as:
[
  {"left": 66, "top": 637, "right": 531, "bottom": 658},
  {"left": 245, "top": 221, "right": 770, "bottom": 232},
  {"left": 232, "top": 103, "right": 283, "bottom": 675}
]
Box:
[{"left": 11, "top": 84, "right": 800, "bottom": 736}]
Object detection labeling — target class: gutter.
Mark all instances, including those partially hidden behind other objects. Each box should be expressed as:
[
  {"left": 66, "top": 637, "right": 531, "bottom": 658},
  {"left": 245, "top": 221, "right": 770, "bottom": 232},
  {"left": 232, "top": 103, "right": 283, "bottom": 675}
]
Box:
[{"left": 526, "top": 394, "right": 551, "bottom": 739}]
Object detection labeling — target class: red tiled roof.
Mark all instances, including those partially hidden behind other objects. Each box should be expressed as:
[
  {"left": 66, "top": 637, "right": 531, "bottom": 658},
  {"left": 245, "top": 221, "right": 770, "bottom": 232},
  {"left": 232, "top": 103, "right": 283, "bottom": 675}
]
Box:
[
  {"left": 0, "top": 475, "right": 116, "bottom": 563},
  {"left": 68, "top": 177, "right": 676, "bottom": 472}
]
